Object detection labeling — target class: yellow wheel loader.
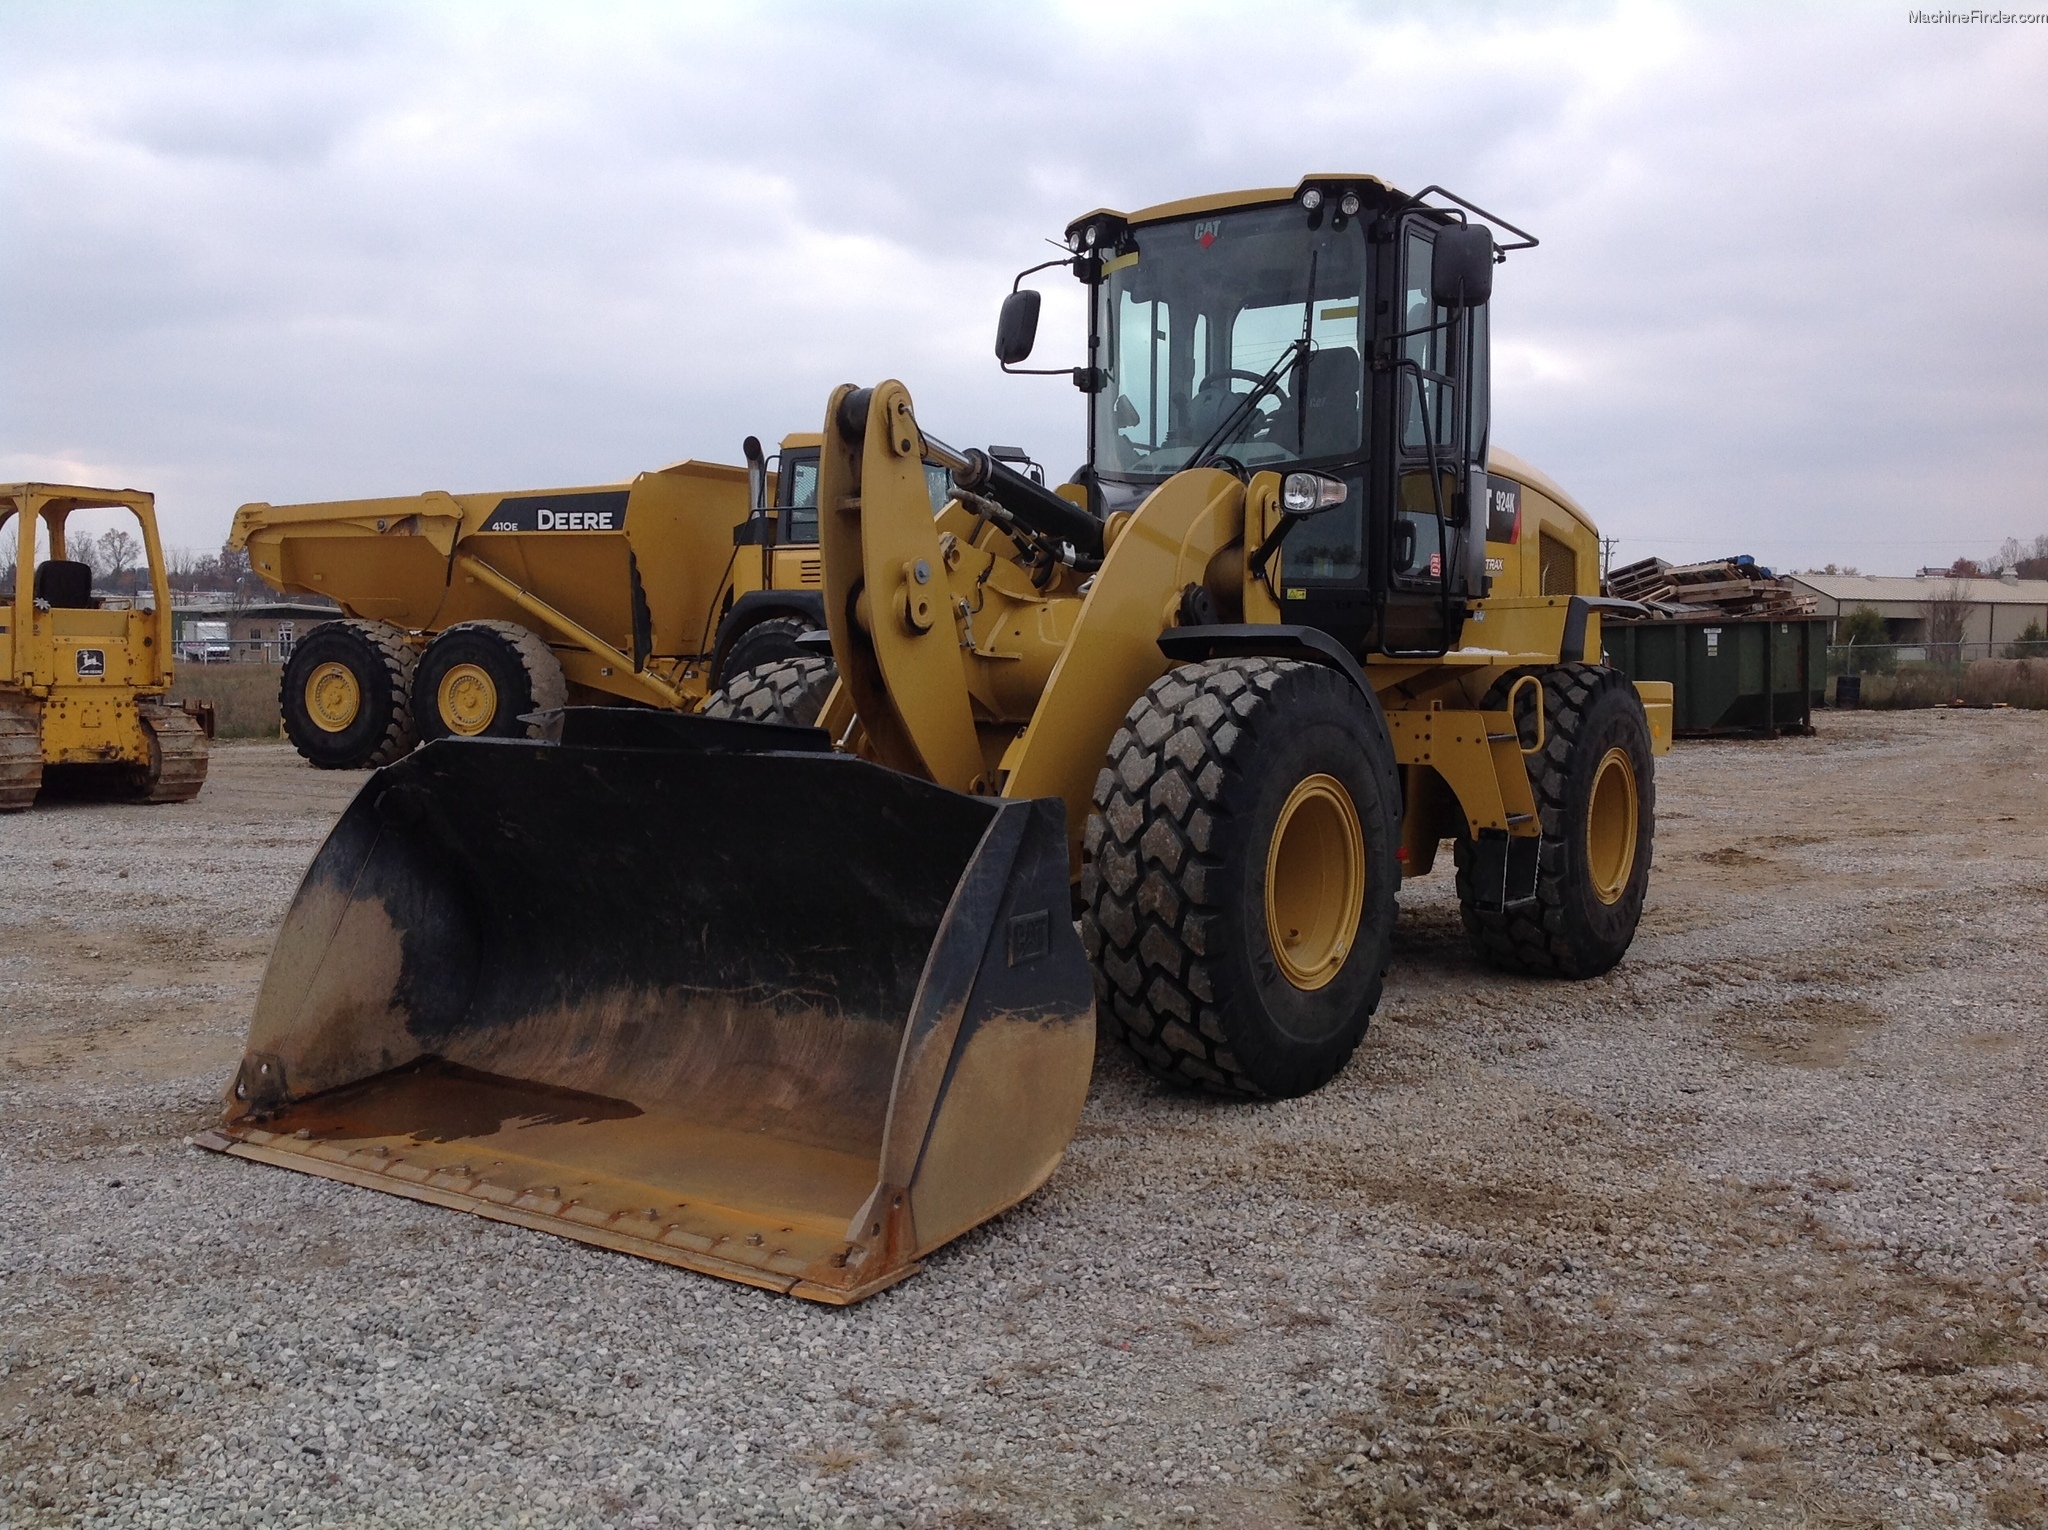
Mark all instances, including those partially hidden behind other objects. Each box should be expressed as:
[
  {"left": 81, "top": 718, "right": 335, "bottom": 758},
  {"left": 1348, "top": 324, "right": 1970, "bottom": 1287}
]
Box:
[
  {"left": 232, "top": 436, "right": 959, "bottom": 767},
  {"left": 2, "top": 484, "right": 210, "bottom": 810},
  {"left": 200, "top": 175, "right": 1671, "bottom": 1301}
]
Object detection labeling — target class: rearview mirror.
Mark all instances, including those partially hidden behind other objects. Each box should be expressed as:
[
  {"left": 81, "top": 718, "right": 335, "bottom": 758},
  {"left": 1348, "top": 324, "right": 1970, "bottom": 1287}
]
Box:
[
  {"left": 1431, "top": 223, "right": 1495, "bottom": 309},
  {"left": 996, "top": 289, "right": 1041, "bottom": 365}
]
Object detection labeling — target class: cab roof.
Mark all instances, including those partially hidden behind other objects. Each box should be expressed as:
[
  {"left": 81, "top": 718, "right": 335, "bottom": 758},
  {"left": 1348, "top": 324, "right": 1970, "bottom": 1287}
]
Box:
[{"left": 1071, "top": 174, "right": 1399, "bottom": 233}]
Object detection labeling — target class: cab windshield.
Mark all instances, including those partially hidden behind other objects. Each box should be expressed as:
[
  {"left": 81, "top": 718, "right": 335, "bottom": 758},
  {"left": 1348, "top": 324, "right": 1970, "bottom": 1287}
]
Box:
[
  {"left": 1092, "top": 204, "right": 1367, "bottom": 482},
  {"left": 778, "top": 449, "right": 952, "bottom": 544}
]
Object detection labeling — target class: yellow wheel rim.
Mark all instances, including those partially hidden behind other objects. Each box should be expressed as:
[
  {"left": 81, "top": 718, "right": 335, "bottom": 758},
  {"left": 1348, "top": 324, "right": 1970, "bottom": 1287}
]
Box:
[
  {"left": 1586, "top": 746, "right": 1639, "bottom": 905},
  {"left": 305, "top": 662, "right": 361, "bottom": 734},
  {"left": 1263, "top": 773, "right": 1366, "bottom": 991},
  {"left": 437, "top": 663, "right": 498, "bottom": 736}
]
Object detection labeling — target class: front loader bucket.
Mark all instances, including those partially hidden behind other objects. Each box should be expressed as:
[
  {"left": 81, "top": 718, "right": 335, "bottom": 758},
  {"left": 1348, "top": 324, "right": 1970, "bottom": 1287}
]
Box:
[{"left": 195, "top": 710, "right": 1094, "bottom": 1303}]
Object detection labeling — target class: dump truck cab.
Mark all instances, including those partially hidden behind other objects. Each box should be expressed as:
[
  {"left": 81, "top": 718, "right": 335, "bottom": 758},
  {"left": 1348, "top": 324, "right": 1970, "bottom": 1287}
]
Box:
[
  {"left": 1, "top": 483, "right": 209, "bottom": 809},
  {"left": 710, "top": 433, "right": 961, "bottom": 685}
]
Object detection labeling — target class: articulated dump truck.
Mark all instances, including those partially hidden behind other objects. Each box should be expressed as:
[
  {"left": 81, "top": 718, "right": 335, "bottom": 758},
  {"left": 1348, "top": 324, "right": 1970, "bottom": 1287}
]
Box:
[
  {"left": 199, "top": 174, "right": 1672, "bottom": 1303},
  {"left": 228, "top": 434, "right": 922, "bottom": 767}
]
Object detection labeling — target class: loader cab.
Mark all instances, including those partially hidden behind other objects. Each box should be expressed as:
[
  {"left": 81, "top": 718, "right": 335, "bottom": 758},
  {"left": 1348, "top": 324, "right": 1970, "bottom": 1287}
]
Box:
[{"left": 1053, "top": 180, "right": 1501, "bottom": 657}]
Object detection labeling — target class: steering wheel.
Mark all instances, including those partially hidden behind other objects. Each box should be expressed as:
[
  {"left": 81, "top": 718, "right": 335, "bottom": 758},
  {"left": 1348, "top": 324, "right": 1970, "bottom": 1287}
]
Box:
[{"left": 1189, "top": 369, "right": 1284, "bottom": 442}]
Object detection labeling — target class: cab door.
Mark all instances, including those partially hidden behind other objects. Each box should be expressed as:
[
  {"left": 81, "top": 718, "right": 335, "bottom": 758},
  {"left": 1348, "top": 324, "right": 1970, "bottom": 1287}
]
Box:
[{"left": 1380, "top": 218, "right": 1486, "bottom": 653}]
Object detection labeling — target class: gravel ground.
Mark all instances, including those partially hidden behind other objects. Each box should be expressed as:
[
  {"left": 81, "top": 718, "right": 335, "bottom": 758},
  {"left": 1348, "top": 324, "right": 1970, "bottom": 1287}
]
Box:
[{"left": 2, "top": 714, "right": 2045, "bottom": 1529}]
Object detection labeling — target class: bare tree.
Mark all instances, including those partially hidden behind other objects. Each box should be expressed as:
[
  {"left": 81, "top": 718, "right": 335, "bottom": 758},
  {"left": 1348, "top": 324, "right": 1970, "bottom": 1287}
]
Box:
[
  {"left": 1922, "top": 578, "right": 1970, "bottom": 667},
  {"left": 99, "top": 528, "right": 141, "bottom": 589},
  {"left": 68, "top": 530, "right": 102, "bottom": 578}
]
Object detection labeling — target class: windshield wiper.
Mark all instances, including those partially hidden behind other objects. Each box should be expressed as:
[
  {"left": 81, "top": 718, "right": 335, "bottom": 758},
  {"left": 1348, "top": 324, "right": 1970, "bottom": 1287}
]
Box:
[
  {"left": 1191, "top": 337, "right": 1309, "bottom": 469},
  {"left": 1193, "top": 252, "right": 1321, "bottom": 470}
]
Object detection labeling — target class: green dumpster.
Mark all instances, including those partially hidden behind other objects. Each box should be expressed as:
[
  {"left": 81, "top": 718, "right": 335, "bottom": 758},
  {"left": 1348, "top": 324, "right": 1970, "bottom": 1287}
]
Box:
[{"left": 1603, "top": 618, "right": 1828, "bottom": 737}]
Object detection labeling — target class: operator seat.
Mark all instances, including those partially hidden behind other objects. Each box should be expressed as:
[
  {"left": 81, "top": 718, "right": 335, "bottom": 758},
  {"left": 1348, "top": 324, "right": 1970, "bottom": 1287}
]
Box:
[{"left": 33, "top": 559, "right": 96, "bottom": 609}]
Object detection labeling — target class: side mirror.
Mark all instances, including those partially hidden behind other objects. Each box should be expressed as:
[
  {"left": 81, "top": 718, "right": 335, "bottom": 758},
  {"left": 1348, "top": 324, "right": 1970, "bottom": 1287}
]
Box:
[
  {"left": 995, "top": 289, "right": 1042, "bottom": 365},
  {"left": 1431, "top": 223, "right": 1495, "bottom": 309}
]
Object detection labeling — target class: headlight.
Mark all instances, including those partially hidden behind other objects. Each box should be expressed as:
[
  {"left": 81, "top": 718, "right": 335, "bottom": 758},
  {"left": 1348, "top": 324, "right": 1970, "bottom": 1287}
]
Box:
[
  {"left": 1066, "top": 228, "right": 1083, "bottom": 252},
  {"left": 1300, "top": 187, "right": 1324, "bottom": 211},
  {"left": 1338, "top": 192, "right": 1361, "bottom": 218},
  {"left": 1083, "top": 224, "right": 1099, "bottom": 247},
  {"left": 1281, "top": 473, "right": 1349, "bottom": 514}
]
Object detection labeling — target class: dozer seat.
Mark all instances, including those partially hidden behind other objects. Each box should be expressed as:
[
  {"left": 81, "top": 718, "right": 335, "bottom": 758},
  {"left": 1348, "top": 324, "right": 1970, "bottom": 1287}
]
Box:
[{"left": 33, "top": 559, "right": 96, "bottom": 609}]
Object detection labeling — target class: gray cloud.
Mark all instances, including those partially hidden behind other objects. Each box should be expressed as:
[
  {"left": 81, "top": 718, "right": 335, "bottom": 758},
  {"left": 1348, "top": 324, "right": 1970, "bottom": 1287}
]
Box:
[{"left": 3, "top": 1, "right": 2043, "bottom": 572}]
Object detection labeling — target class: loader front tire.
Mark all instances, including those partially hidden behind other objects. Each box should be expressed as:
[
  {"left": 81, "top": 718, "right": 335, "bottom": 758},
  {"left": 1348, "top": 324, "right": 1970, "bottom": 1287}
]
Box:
[
  {"left": 1455, "top": 663, "right": 1654, "bottom": 978},
  {"left": 416, "top": 621, "right": 568, "bottom": 744},
  {"left": 701, "top": 655, "right": 837, "bottom": 728},
  {"left": 1082, "top": 657, "right": 1400, "bottom": 1099},
  {"left": 280, "top": 620, "right": 418, "bottom": 770}
]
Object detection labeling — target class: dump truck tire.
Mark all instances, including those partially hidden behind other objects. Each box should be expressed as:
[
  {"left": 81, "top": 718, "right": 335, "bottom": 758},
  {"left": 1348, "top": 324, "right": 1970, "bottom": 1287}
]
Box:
[
  {"left": 717, "top": 616, "right": 817, "bottom": 688},
  {"left": 702, "top": 655, "right": 837, "bottom": 727},
  {"left": 416, "top": 621, "right": 567, "bottom": 743},
  {"left": 279, "top": 620, "right": 418, "bottom": 770},
  {"left": 0, "top": 700, "right": 43, "bottom": 812},
  {"left": 1456, "top": 663, "right": 1654, "bottom": 978},
  {"left": 1082, "top": 656, "right": 1400, "bottom": 1098}
]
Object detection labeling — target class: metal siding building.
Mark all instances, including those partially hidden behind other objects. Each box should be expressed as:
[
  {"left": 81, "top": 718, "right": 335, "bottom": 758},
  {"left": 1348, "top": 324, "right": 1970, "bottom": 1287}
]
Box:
[{"left": 1785, "top": 575, "right": 2048, "bottom": 648}]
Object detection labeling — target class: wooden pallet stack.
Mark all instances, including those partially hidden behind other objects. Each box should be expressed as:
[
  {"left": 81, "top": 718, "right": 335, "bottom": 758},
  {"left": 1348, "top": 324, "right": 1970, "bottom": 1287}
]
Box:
[{"left": 1604, "top": 556, "right": 1817, "bottom": 619}]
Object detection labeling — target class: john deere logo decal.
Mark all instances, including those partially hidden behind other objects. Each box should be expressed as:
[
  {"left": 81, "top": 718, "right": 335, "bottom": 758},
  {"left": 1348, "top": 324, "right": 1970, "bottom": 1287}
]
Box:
[
  {"left": 75, "top": 648, "right": 106, "bottom": 677},
  {"left": 481, "top": 489, "right": 631, "bottom": 533},
  {"left": 1194, "top": 220, "right": 1221, "bottom": 249}
]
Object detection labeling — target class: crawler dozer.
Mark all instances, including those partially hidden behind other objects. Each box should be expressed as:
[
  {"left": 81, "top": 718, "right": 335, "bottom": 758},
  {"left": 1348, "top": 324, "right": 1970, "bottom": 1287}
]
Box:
[
  {"left": 2, "top": 484, "right": 210, "bottom": 810},
  {"left": 200, "top": 175, "right": 1670, "bottom": 1300},
  {"left": 231, "top": 436, "right": 958, "bottom": 767}
]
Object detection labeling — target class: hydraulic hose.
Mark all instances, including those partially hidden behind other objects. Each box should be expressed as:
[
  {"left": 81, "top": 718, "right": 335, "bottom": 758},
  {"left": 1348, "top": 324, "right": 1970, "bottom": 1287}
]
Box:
[{"left": 836, "top": 387, "right": 1104, "bottom": 560}]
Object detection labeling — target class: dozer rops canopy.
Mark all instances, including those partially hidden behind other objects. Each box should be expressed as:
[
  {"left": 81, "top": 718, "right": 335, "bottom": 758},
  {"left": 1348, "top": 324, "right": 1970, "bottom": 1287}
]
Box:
[{"left": 198, "top": 710, "right": 1093, "bottom": 1303}]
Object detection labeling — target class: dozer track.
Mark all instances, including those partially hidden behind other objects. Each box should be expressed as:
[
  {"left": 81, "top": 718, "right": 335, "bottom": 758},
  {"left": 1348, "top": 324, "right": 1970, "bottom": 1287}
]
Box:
[
  {"left": 0, "top": 700, "right": 42, "bottom": 812},
  {"left": 137, "top": 702, "right": 209, "bottom": 804}
]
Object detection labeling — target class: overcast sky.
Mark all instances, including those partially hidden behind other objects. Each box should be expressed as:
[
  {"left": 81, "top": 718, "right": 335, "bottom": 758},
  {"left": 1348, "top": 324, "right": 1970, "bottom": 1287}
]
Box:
[{"left": 4, "top": 1, "right": 2044, "bottom": 573}]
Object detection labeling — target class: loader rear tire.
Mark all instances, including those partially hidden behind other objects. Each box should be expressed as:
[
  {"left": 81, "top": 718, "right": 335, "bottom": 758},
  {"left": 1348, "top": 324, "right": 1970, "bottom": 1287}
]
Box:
[
  {"left": 280, "top": 620, "right": 418, "bottom": 770},
  {"left": 416, "top": 621, "right": 567, "bottom": 744},
  {"left": 1082, "top": 657, "right": 1400, "bottom": 1099},
  {"left": 1455, "top": 663, "right": 1654, "bottom": 978},
  {"left": 715, "top": 616, "right": 817, "bottom": 689},
  {"left": 701, "top": 656, "right": 837, "bottom": 728}
]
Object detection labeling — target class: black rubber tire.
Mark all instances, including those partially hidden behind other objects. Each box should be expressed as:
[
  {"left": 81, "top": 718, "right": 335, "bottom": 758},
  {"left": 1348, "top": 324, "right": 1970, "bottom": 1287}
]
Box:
[
  {"left": 1455, "top": 663, "right": 1655, "bottom": 978},
  {"left": 701, "top": 656, "right": 837, "bottom": 728},
  {"left": 415, "top": 621, "right": 568, "bottom": 744},
  {"left": 279, "top": 620, "right": 418, "bottom": 769},
  {"left": 715, "top": 616, "right": 817, "bottom": 689},
  {"left": 1080, "top": 657, "right": 1401, "bottom": 1099}
]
